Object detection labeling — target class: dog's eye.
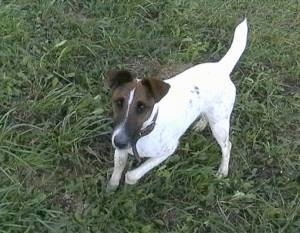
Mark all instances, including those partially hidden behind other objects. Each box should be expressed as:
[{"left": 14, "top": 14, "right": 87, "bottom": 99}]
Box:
[
  {"left": 115, "top": 98, "right": 124, "bottom": 109},
  {"left": 136, "top": 102, "right": 146, "bottom": 114}
]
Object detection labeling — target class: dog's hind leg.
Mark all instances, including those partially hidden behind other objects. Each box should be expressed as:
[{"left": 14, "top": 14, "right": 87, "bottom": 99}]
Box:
[
  {"left": 107, "top": 149, "right": 128, "bottom": 192},
  {"left": 209, "top": 118, "right": 232, "bottom": 177},
  {"left": 125, "top": 155, "right": 169, "bottom": 185}
]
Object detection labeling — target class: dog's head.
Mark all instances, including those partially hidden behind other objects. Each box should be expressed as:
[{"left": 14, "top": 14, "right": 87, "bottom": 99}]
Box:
[{"left": 106, "top": 70, "right": 170, "bottom": 149}]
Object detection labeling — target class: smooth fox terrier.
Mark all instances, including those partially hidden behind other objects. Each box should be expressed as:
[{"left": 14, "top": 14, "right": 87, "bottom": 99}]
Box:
[{"left": 106, "top": 19, "right": 248, "bottom": 191}]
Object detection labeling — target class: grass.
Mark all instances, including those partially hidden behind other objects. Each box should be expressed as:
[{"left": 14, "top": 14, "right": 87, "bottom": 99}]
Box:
[{"left": 0, "top": 0, "right": 299, "bottom": 232}]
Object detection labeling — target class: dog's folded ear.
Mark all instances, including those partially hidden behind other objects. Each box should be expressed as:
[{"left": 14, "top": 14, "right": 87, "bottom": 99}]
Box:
[
  {"left": 105, "top": 70, "right": 134, "bottom": 90},
  {"left": 141, "top": 78, "right": 170, "bottom": 103}
]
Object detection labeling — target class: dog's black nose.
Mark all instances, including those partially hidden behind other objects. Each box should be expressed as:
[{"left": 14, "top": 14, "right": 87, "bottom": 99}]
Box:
[{"left": 113, "top": 133, "right": 129, "bottom": 149}]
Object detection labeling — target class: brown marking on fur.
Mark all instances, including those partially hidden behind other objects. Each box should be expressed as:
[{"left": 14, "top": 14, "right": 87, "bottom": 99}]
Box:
[
  {"left": 141, "top": 78, "right": 170, "bottom": 102},
  {"left": 111, "top": 80, "right": 137, "bottom": 127},
  {"left": 122, "top": 81, "right": 157, "bottom": 139},
  {"left": 106, "top": 70, "right": 134, "bottom": 90},
  {"left": 107, "top": 70, "right": 170, "bottom": 147}
]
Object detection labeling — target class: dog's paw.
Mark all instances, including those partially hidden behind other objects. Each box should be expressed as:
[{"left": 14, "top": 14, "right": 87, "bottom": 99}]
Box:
[
  {"left": 106, "top": 178, "right": 120, "bottom": 192},
  {"left": 125, "top": 171, "right": 138, "bottom": 185},
  {"left": 216, "top": 168, "right": 228, "bottom": 178},
  {"left": 106, "top": 183, "right": 119, "bottom": 193}
]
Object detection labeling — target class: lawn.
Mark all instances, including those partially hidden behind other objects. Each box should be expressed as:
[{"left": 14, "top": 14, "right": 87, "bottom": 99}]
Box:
[{"left": 0, "top": 0, "right": 299, "bottom": 232}]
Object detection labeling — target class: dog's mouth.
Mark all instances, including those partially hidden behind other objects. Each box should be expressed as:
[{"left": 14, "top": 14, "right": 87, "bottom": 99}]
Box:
[
  {"left": 112, "top": 126, "right": 141, "bottom": 150},
  {"left": 111, "top": 126, "right": 150, "bottom": 150}
]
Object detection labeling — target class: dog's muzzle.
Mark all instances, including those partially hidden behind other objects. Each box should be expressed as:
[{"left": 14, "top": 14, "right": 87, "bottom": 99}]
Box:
[
  {"left": 113, "top": 132, "right": 130, "bottom": 149},
  {"left": 112, "top": 108, "right": 159, "bottom": 161}
]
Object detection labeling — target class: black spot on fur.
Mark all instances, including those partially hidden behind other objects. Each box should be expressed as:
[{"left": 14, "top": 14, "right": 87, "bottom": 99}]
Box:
[{"left": 191, "top": 86, "right": 200, "bottom": 95}]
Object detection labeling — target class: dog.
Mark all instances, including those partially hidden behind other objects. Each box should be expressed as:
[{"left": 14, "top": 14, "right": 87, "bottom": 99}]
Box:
[{"left": 106, "top": 19, "right": 248, "bottom": 191}]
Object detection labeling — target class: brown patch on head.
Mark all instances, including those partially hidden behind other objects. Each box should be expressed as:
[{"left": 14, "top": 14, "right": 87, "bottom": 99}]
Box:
[
  {"left": 122, "top": 81, "right": 156, "bottom": 138},
  {"left": 141, "top": 78, "right": 170, "bottom": 102},
  {"left": 105, "top": 70, "right": 134, "bottom": 90},
  {"left": 123, "top": 79, "right": 169, "bottom": 134},
  {"left": 107, "top": 70, "right": 170, "bottom": 149},
  {"left": 113, "top": 78, "right": 170, "bottom": 135},
  {"left": 111, "top": 80, "right": 137, "bottom": 126}
]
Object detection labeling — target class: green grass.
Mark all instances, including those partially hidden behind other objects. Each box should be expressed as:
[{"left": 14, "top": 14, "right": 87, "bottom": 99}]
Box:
[{"left": 0, "top": 0, "right": 299, "bottom": 232}]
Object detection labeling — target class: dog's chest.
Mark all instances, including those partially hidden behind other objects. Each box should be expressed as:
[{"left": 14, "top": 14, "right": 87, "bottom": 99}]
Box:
[
  {"left": 134, "top": 126, "right": 179, "bottom": 158},
  {"left": 131, "top": 91, "right": 204, "bottom": 158}
]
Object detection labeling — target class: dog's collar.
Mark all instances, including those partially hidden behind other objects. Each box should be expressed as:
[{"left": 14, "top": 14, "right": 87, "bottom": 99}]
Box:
[{"left": 131, "top": 107, "right": 159, "bottom": 162}]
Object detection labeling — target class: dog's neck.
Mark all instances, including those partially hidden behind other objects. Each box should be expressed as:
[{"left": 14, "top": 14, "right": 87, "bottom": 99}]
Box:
[
  {"left": 131, "top": 105, "right": 159, "bottom": 161},
  {"left": 141, "top": 104, "right": 159, "bottom": 131}
]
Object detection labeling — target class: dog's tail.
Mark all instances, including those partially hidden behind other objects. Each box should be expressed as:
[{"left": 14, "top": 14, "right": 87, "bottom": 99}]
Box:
[{"left": 218, "top": 18, "right": 248, "bottom": 75}]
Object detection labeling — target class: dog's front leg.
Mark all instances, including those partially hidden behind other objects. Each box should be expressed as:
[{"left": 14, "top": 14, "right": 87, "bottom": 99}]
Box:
[
  {"left": 107, "top": 149, "right": 128, "bottom": 191},
  {"left": 125, "top": 155, "right": 169, "bottom": 185}
]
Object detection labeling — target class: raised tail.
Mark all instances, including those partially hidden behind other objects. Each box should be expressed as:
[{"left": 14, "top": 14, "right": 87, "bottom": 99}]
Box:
[{"left": 218, "top": 18, "right": 248, "bottom": 75}]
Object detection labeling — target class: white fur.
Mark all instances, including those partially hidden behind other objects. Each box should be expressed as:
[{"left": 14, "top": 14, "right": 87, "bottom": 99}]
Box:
[{"left": 108, "top": 19, "right": 248, "bottom": 189}]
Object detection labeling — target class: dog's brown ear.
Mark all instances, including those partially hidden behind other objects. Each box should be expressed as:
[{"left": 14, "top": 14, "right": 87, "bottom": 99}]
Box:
[
  {"left": 142, "top": 78, "right": 170, "bottom": 102},
  {"left": 105, "top": 70, "right": 134, "bottom": 90}
]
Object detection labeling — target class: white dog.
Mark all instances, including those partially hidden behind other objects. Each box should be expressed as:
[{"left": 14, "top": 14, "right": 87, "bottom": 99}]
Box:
[{"left": 106, "top": 19, "right": 248, "bottom": 190}]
